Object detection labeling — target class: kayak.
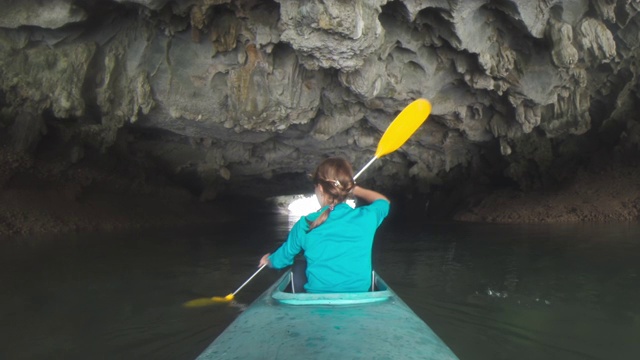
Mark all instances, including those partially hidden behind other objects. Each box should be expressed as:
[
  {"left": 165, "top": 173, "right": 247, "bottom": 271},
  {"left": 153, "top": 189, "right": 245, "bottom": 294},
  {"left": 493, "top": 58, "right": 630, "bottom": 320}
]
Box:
[{"left": 196, "top": 272, "right": 459, "bottom": 360}]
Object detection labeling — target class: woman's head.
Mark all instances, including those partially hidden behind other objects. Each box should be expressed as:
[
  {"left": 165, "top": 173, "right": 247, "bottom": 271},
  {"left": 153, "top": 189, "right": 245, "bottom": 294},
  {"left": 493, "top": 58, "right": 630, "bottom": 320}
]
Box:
[
  {"left": 311, "top": 157, "right": 355, "bottom": 206},
  {"left": 306, "top": 157, "right": 355, "bottom": 232}
]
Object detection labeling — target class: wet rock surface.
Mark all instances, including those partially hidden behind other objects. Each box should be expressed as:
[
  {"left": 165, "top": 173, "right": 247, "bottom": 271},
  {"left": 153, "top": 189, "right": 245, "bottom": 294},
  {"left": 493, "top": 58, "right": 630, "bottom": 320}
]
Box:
[{"left": 454, "top": 165, "right": 640, "bottom": 223}]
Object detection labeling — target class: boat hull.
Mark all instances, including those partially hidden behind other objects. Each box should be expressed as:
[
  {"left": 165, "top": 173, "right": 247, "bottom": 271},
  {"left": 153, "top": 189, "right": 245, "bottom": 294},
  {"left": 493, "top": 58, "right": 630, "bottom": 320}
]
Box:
[{"left": 196, "top": 272, "right": 458, "bottom": 360}]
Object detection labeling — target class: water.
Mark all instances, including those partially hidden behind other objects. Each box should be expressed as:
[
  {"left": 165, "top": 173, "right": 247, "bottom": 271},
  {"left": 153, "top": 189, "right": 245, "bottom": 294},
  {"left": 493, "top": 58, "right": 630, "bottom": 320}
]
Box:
[
  {"left": 1, "top": 216, "right": 639, "bottom": 360},
  {"left": 375, "top": 223, "right": 640, "bottom": 360}
]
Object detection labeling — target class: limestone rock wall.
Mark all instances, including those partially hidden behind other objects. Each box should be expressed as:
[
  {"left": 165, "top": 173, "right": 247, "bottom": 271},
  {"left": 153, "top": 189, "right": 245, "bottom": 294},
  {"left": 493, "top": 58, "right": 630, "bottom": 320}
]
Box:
[{"left": 1, "top": 0, "right": 639, "bottom": 200}]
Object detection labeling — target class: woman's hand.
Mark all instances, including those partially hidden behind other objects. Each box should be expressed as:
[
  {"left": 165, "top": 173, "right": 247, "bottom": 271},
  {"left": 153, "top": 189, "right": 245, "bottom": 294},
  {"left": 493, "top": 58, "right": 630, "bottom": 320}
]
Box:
[{"left": 259, "top": 253, "right": 272, "bottom": 268}]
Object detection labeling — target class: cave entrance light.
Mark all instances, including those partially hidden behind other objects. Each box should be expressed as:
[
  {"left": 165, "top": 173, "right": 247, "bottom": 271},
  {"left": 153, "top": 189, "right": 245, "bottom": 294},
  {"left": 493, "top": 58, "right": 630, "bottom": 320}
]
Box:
[
  {"left": 286, "top": 194, "right": 356, "bottom": 229},
  {"left": 287, "top": 195, "right": 356, "bottom": 216}
]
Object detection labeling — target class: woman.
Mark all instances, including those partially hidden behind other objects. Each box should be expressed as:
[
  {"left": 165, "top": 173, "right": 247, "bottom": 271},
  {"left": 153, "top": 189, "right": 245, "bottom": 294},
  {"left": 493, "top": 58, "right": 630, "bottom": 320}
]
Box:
[{"left": 259, "top": 157, "right": 390, "bottom": 293}]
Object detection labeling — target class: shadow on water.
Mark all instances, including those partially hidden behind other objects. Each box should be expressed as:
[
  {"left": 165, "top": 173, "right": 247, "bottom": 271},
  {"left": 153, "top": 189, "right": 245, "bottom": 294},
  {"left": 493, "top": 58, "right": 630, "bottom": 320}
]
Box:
[{"left": 1, "top": 216, "right": 639, "bottom": 359}]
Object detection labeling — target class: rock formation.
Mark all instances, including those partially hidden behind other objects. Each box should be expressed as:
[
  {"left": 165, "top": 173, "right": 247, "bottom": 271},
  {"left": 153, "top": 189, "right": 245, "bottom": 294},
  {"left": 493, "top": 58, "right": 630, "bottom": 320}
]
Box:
[{"left": 1, "top": 0, "right": 640, "bottom": 229}]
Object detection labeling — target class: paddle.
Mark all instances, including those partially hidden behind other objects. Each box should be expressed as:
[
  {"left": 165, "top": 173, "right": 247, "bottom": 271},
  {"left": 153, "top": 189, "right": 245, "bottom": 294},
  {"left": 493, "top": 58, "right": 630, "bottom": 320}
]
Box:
[
  {"left": 183, "top": 98, "right": 431, "bottom": 307},
  {"left": 354, "top": 98, "right": 432, "bottom": 179},
  {"left": 183, "top": 264, "right": 267, "bottom": 308}
]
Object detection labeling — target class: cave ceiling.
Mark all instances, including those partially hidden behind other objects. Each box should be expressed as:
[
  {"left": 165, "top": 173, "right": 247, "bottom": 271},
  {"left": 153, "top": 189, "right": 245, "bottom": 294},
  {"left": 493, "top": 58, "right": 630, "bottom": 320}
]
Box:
[{"left": 1, "top": 0, "right": 640, "bottom": 200}]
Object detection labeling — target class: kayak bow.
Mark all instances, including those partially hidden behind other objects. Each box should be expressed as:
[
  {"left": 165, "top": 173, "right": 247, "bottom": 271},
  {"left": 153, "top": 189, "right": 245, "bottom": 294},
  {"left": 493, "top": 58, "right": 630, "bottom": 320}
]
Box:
[{"left": 196, "top": 272, "right": 458, "bottom": 360}]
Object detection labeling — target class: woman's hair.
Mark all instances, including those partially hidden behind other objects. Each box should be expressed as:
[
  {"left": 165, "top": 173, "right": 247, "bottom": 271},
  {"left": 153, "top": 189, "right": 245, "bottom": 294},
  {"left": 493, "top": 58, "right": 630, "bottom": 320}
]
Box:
[{"left": 307, "top": 157, "right": 355, "bottom": 231}]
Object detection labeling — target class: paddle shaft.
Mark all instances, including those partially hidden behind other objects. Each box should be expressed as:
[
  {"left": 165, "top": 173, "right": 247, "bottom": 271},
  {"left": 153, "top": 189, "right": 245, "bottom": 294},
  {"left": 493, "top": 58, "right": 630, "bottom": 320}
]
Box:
[
  {"left": 353, "top": 157, "right": 376, "bottom": 181},
  {"left": 231, "top": 264, "right": 267, "bottom": 296}
]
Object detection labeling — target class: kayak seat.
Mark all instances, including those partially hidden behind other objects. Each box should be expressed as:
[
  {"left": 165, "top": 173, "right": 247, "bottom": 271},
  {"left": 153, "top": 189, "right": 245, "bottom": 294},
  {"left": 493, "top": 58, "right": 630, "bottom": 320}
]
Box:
[
  {"left": 284, "top": 257, "right": 381, "bottom": 293},
  {"left": 272, "top": 271, "right": 392, "bottom": 305},
  {"left": 282, "top": 270, "right": 382, "bottom": 293}
]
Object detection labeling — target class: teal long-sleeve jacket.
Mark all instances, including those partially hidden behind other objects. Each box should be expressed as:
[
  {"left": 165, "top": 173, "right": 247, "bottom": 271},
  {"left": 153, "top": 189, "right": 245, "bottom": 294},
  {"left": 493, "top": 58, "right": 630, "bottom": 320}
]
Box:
[{"left": 269, "top": 199, "right": 390, "bottom": 293}]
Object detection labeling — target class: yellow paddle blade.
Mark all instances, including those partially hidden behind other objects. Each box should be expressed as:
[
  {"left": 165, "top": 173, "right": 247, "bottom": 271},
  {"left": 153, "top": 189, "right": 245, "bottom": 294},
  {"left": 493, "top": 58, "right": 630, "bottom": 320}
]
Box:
[
  {"left": 375, "top": 98, "right": 432, "bottom": 158},
  {"left": 182, "top": 294, "right": 234, "bottom": 308},
  {"left": 213, "top": 294, "right": 235, "bottom": 302}
]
